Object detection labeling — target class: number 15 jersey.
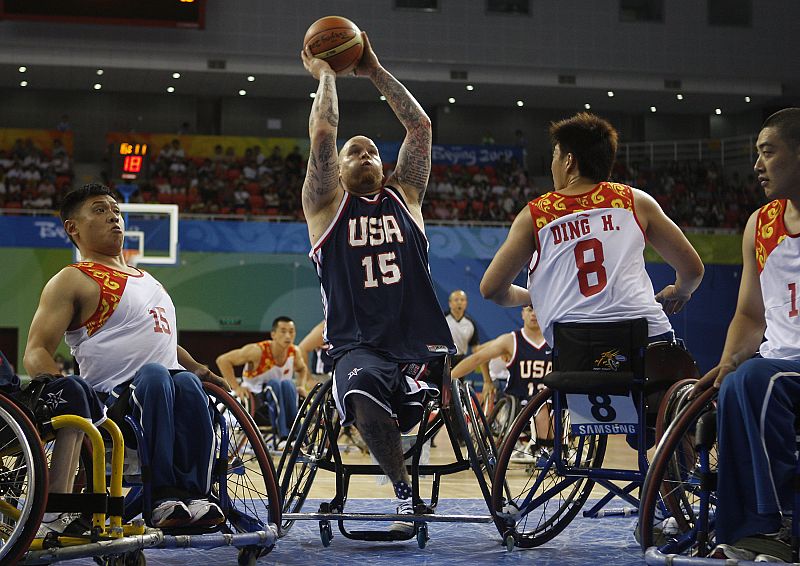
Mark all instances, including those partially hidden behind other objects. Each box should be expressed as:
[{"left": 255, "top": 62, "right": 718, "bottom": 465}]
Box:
[
  {"left": 310, "top": 186, "right": 455, "bottom": 363},
  {"left": 526, "top": 182, "right": 671, "bottom": 345}
]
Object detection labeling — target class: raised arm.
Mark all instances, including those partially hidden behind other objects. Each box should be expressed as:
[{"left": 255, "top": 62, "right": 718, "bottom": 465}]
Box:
[
  {"left": 298, "top": 320, "right": 325, "bottom": 355},
  {"left": 356, "top": 33, "right": 431, "bottom": 208},
  {"left": 451, "top": 333, "right": 514, "bottom": 379},
  {"left": 300, "top": 48, "right": 342, "bottom": 239},
  {"left": 635, "top": 190, "right": 705, "bottom": 314}
]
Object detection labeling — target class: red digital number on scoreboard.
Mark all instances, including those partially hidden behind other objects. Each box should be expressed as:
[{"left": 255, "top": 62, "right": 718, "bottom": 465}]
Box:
[{"left": 123, "top": 155, "right": 143, "bottom": 173}]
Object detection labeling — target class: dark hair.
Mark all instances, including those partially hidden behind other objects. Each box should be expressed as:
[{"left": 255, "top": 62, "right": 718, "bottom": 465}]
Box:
[
  {"left": 549, "top": 112, "right": 618, "bottom": 183},
  {"left": 762, "top": 107, "right": 800, "bottom": 150},
  {"left": 271, "top": 316, "right": 294, "bottom": 331},
  {"left": 59, "top": 183, "right": 117, "bottom": 246}
]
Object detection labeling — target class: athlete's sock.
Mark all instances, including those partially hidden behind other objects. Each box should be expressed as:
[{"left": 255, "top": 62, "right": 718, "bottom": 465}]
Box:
[{"left": 393, "top": 480, "right": 412, "bottom": 500}]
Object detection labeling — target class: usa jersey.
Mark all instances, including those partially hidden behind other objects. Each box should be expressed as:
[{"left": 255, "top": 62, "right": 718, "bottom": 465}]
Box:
[
  {"left": 755, "top": 200, "right": 800, "bottom": 359},
  {"left": 505, "top": 329, "right": 551, "bottom": 400},
  {"left": 65, "top": 262, "right": 181, "bottom": 393},
  {"left": 310, "top": 186, "right": 455, "bottom": 363},
  {"left": 241, "top": 341, "right": 297, "bottom": 393},
  {"left": 526, "top": 182, "right": 672, "bottom": 344}
]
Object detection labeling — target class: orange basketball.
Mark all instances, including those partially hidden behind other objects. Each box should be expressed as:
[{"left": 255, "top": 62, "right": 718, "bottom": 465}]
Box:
[{"left": 304, "top": 16, "right": 364, "bottom": 75}]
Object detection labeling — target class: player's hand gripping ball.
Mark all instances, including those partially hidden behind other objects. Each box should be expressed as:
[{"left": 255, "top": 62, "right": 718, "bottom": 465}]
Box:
[{"left": 304, "top": 16, "right": 364, "bottom": 75}]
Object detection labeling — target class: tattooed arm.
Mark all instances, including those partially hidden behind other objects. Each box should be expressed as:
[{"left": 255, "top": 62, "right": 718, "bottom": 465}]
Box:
[
  {"left": 355, "top": 33, "right": 431, "bottom": 215},
  {"left": 301, "top": 47, "right": 343, "bottom": 244}
]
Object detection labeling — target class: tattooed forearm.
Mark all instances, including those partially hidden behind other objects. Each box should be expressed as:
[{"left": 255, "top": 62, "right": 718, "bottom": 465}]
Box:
[
  {"left": 309, "top": 73, "right": 339, "bottom": 132},
  {"left": 303, "top": 72, "right": 340, "bottom": 212},
  {"left": 370, "top": 67, "right": 431, "bottom": 196},
  {"left": 303, "top": 132, "right": 339, "bottom": 205}
]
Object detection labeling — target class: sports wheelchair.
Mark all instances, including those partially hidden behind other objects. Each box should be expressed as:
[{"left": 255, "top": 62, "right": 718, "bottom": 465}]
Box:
[
  {"left": 490, "top": 319, "right": 700, "bottom": 550},
  {"left": 275, "top": 356, "right": 506, "bottom": 548},
  {"left": 1, "top": 377, "right": 281, "bottom": 566}
]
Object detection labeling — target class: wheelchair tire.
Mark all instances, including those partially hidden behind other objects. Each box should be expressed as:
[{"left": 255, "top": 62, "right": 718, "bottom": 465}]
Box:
[
  {"left": 638, "top": 387, "right": 718, "bottom": 557},
  {"left": 203, "top": 383, "right": 282, "bottom": 546},
  {"left": 277, "top": 380, "right": 333, "bottom": 534},
  {"left": 490, "top": 387, "right": 606, "bottom": 547},
  {"left": 654, "top": 378, "right": 697, "bottom": 444},
  {"left": 0, "top": 393, "right": 48, "bottom": 565},
  {"left": 487, "top": 395, "right": 518, "bottom": 446},
  {"left": 451, "top": 379, "right": 507, "bottom": 506}
]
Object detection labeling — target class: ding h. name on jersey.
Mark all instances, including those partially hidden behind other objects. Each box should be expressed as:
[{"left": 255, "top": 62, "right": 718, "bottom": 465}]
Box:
[
  {"left": 526, "top": 182, "right": 671, "bottom": 344},
  {"left": 310, "top": 186, "right": 455, "bottom": 363}
]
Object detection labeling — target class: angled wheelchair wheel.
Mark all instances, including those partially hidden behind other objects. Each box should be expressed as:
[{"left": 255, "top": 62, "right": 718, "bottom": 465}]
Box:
[
  {"left": 451, "top": 379, "right": 506, "bottom": 505},
  {"left": 490, "top": 388, "right": 606, "bottom": 548},
  {"left": 654, "top": 378, "right": 698, "bottom": 443},
  {"left": 204, "top": 383, "right": 281, "bottom": 547},
  {"left": 639, "top": 387, "right": 718, "bottom": 557},
  {"left": 277, "top": 380, "right": 333, "bottom": 534},
  {"left": 0, "top": 394, "right": 48, "bottom": 565},
  {"left": 487, "top": 395, "right": 518, "bottom": 446}
]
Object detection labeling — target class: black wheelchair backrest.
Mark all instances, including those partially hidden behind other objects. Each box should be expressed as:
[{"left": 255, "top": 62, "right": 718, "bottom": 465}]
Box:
[{"left": 550, "top": 318, "right": 648, "bottom": 378}]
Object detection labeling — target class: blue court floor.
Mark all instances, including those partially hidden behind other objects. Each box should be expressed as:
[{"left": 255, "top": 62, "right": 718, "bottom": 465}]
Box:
[{"left": 52, "top": 499, "right": 647, "bottom": 565}]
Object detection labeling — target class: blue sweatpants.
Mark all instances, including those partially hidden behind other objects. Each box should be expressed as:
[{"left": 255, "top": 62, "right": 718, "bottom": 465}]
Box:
[
  {"left": 110, "top": 363, "right": 215, "bottom": 502},
  {"left": 716, "top": 357, "right": 800, "bottom": 544},
  {"left": 263, "top": 378, "right": 298, "bottom": 439}
]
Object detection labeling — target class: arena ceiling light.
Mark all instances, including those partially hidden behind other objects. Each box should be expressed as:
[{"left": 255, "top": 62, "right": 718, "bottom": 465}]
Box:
[
  {"left": 516, "top": 100, "right": 524, "bottom": 107},
  {"left": 650, "top": 106, "right": 657, "bottom": 112},
  {"left": 379, "top": 95, "right": 386, "bottom": 101},
  {"left": 448, "top": 97, "right": 455, "bottom": 104},
  {"left": 238, "top": 89, "right": 247, "bottom": 96},
  {"left": 466, "top": 84, "right": 474, "bottom": 91},
  {"left": 584, "top": 103, "right": 591, "bottom": 110},
  {"left": 744, "top": 96, "right": 751, "bottom": 103},
  {"left": 18, "top": 66, "right": 26, "bottom": 73},
  {"left": 247, "top": 75, "right": 255, "bottom": 82},
  {"left": 172, "top": 72, "right": 181, "bottom": 79},
  {"left": 715, "top": 108, "right": 722, "bottom": 115},
  {"left": 607, "top": 91, "right": 614, "bottom": 97},
  {"left": 19, "top": 80, "right": 27, "bottom": 87},
  {"left": 676, "top": 93, "right": 683, "bottom": 100},
  {"left": 93, "top": 83, "right": 102, "bottom": 90},
  {"left": 309, "top": 92, "right": 316, "bottom": 98},
  {"left": 167, "top": 86, "right": 175, "bottom": 93},
  {"left": 96, "top": 69, "right": 104, "bottom": 76}
]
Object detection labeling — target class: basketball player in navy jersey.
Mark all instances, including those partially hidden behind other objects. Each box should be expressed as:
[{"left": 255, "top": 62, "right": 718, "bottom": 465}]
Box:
[
  {"left": 451, "top": 306, "right": 553, "bottom": 455},
  {"left": 301, "top": 33, "right": 455, "bottom": 527}
]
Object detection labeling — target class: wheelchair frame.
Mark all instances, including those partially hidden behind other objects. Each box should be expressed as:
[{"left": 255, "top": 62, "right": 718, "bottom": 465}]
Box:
[
  {"left": 11, "top": 382, "right": 281, "bottom": 566},
  {"left": 490, "top": 321, "right": 700, "bottom": 550},
  {"left": 276, "top": 370, "right": 506, "bottom": 549}
]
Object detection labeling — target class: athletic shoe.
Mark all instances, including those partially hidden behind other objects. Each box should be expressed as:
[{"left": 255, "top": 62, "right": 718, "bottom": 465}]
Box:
[
  {"left": 35, "top": 512, "right": 87, "bottom": 538},
  {"left": 534, "top": 447, "right": 552, "bottom": 468},
  {"left": 185, "top": 499, "right": 225, "bottom": 527},
  {"left": 711, "top": 534, "right": 792, "bottom": 563},
  {"left": 388, "top": 500, "right": 414, "bottom": 535},
  {"left": 151, "top": 499, "right": 192, "bottom": 528}
]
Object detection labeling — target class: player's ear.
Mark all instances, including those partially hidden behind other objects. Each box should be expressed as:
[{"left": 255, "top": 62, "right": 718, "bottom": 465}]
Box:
[{"left": 64, "top": 219, "right": 78, "bottom": 239}]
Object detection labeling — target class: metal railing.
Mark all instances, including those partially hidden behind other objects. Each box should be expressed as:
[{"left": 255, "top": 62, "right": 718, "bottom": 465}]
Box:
[{"left": 619, "top": 134, "right": 756, "bottom": 169}]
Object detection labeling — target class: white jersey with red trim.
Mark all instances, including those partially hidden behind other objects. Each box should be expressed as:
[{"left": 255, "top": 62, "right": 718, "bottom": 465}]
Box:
[
  {"left": 241, "top": 341, "right": 297, "bottom": 393},
  {"left": 755, "top": 200, "right": 800, "bottom": 360},
  {"left": 526, "top": 182, "right": 671, "bottom": 345},
  {"left": 65, "top": 262, "right": 181, "bottom": 392}
]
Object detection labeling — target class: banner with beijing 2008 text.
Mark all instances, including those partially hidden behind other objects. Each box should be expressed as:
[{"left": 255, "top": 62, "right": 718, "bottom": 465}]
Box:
[{"left": 374, "top": 142, "right": 524, "bottom": 167}]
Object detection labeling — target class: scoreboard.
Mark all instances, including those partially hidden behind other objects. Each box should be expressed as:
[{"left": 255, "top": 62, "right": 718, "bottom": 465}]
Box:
[
  {"left": 0, "top": 0, "right": 206, "bottom": 29},
  {"left": 112, "top": 142, "right": 149, "bottom": 183}
]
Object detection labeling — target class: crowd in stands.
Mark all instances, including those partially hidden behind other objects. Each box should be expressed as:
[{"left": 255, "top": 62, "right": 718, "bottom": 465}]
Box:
[
  {"left": 0, "top": 138, "right": 74, "bottom": 210},
  {"left": 0, "top": 135, "right": 765, "bottom": 231}
]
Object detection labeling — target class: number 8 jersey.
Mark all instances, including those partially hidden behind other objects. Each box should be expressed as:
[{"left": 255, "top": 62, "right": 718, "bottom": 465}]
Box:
[
  {"left": 526, "top": 182, "right": 671, "bottom": 345},
  {"left": 310, "top": 186, "right": 455, "bottom": 363}
]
